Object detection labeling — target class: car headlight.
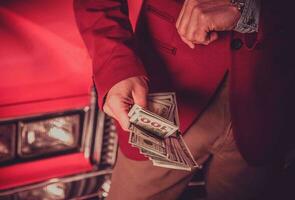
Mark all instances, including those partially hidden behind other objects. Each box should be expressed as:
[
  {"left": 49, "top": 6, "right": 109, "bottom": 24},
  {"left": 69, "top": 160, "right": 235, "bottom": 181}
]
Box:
[
  {"left": 17, "top": 182, "right": 67, "bottom": 200},
  {"left": 0, "top": 124, "right": 16, "bottom": 162},
  {"left": 19, "top": 114, "right": 81, "bottom": 158}
]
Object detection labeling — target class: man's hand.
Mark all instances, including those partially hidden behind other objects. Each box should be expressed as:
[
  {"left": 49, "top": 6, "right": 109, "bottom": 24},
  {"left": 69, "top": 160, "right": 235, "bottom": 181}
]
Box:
[
  {"left": 176, "top": 0, "right": 241, "bottom": 47},
  {"left": 103, "top": 76, "right": 148, "bottom": 131}
]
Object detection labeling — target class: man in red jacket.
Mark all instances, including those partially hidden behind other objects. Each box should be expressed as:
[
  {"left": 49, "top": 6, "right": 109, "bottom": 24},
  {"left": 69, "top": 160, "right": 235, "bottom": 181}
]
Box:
[{"left": 75, "top": 0, "right": 293, "bottom": 199}]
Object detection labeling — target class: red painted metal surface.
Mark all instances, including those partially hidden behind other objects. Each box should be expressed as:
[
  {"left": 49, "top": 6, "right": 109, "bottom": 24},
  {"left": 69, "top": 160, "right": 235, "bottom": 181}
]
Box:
[
  {"left": 0, "top": 0, "right": 92, "bottom": 119},
  {"left": 0, "top": 153, "right": 93, "bottom": 190}
]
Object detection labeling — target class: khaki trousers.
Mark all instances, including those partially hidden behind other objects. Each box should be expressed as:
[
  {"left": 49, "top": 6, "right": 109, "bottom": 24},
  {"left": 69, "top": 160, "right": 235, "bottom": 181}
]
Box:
[{"left": 107, "top": 77, "right": 282, "bottom": 200}]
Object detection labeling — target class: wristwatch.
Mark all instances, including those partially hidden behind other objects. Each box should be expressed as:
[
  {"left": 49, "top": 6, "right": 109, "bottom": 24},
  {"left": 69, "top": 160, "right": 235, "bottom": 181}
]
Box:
[
  {"left": 230, "top": 0, "right": 246, "bottom": 12},
  {"left": 232, "top": 0, "right": 260, "bottom": 33}
]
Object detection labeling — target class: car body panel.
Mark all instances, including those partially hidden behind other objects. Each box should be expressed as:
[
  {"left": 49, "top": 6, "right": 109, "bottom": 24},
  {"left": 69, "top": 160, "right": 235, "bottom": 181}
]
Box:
[
  {"left": 0, "top": 0, "right": 92, "bottom": 119},
  {"left": 0, "top": 153, "right": 92, "bottom": 190},
  {"left": 0, "top": 0, "right": 95, "bottom": 192}
]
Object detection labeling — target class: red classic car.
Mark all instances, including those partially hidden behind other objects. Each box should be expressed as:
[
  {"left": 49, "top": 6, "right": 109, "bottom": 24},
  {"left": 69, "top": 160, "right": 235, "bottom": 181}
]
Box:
[{"left": 0, "top": 1, "right": 118, "bottom": 199}]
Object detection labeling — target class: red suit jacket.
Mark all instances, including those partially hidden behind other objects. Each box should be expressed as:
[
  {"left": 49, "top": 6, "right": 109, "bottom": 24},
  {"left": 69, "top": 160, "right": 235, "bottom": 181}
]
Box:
[{"left": 74, "top": 0, "right": 294, "bottom": 165}]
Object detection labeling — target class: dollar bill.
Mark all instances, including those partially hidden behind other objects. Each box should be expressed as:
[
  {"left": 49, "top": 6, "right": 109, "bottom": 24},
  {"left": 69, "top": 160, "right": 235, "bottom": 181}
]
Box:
[
  {"left": 129, "top": 124, "right": 164, "bottom": 147},
  {"left": 168, "top": 136, "right": 186, "bottom": 165},
  {"left": 148, "top": 92, "right": 179, "bottom": 126},
  {"left": 128, "top": 92, "right": 200, "bottom": 171},
  {"left": 128, "top": 104, "right": 142, "bottom": 118},
  {"left": 140, "top": 148, "right": 166, "bottom": 159},
  {"left": 129, "top": 108, "right": 178, "bottom": 138},
  {"left": 129, "top": 131, "right": 167, "bottom": 157},
  {"left": 151, "top": 157, "right": 192, "bottom": 171},
  {"left": 176, "top": 134, "right": 200, "bottom": 168}
]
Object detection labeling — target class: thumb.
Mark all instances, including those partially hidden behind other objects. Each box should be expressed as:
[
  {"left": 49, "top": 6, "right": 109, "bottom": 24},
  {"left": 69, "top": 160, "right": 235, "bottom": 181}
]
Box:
[
  {"left": 181, "top": 36, "right": 195, "bottom": 49},
  {"left": 115, "top": 106, "right": 131, "bottom": 131},
  {"left": 106, "top": 96, "right": 131, "bottom": 131},
  {"left": 204, "top": 32, "right": 218, "bottom": 45},
  {"left": 132, "top": 86, "right": 148, "bottom": 109}
]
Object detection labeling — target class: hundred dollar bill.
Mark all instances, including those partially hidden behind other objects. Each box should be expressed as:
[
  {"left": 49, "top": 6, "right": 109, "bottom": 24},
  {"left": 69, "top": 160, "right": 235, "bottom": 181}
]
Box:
[
  {"left": 139, "top": 136, "right": 190, "bottom": 167},
  {"left": 129, "top": 104, "right": 175, "bottom": 126},
  {"left": 148, "top": 98, "right": 174, "bottom": 121},
  {"left": 128, "top": 92, "right": 199, "bottom": 171},
  {"left": 151, "top": 157, "right": 192, "bottom": 171},
  {"left": 128, "top": 104, "right": 142, "bottom": 118},
  {"left": 148, "top": 92, "right": 179, "bottom": 126},
  {"left": 175, "top": 134, "right": 200, "bottom": 168},
  {"left": 129, "top": 124, "right": 164, "bottom": 147},
  {"left": 140, "top": 148, "right": 166, "bottom": 159},
  {"left": 129, "top": 93, "right": 178, "bottom": 125},
  {"left": 129, "top": 131, "right": 167, "bottom": 157},
  {"left": 164, "top": 137, "right": 178, "bottom": 163},
  {"left": 129, "top": 107, "right": 178, "bottom": 138},
  {"left": 168, "top": 136, "right": 185, "bottom": 164},
  {"left": 169, "top": 136, "right": 190, "bottom": 167},
  {"left": 148, "top": 92, "right": 176, "bottom": 102}
]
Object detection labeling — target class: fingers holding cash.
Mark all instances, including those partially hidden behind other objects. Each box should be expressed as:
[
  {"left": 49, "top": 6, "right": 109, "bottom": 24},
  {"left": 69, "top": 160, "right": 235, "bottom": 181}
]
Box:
[
  {"left": 103, "top": 76, "right": 149, "bottom": 131},
  {"left": 103, "top": 95, "right": 131, "bottom": 131},
  {"left": 105, "top": 84, "right": 200, "bottom": 171},
  {"left": 128, "top": 92, "right": 201, "bottom": 171}
]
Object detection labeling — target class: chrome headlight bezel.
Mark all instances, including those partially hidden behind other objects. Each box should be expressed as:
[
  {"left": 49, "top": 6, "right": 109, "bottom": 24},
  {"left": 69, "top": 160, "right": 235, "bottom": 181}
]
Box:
[
  {"left": 0, "top": 108, "right": 91, "bottom": 166},
  {"left": 0, "top": 123, "right": 16, "bottom": 163},
  {"left": 17, "top": 111, "right": 85, "bottom": 159},
  {"left": 0, "top": 169, "right": 113, "bottom": 199}
]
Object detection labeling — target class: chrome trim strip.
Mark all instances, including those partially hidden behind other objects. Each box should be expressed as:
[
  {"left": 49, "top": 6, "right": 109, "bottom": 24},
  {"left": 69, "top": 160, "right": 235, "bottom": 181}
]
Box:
[
  {"left": 69, "top": 192, "right": 101, "bottom": 200},
  {"left": 0, "top": 107, "right": 88, "bottom": 123},
  {"left": 92, "top": 111, "right": 105, "bottom": 164},
  {"left": 81, "top": 106, "right": 91, "bottom": 158},
  {"left": 81, "top": 88, "right": 97, "bottom": 159},
  {"left": 0, "top": 169, "right": 112, "bottom": 196},
  {"left": 105, "top": 118, "right": 118, "bottom": 166}
]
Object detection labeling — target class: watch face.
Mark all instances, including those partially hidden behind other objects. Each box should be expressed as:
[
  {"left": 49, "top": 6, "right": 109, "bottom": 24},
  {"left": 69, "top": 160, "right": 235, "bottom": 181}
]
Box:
[{"left": 230, "top": 0, "right": 245, "bottom": 11}]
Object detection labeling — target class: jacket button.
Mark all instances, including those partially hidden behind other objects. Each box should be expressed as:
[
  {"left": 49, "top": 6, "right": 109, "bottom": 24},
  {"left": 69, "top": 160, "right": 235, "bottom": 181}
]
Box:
[{"left": 231, "top": 38, "right": 243, "bottom": 50}]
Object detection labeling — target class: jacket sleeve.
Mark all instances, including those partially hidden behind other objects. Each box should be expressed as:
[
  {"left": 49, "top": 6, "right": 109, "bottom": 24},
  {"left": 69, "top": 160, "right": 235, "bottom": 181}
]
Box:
[{"left": 74, "top": 0, "right": 147, "bottom": 109}]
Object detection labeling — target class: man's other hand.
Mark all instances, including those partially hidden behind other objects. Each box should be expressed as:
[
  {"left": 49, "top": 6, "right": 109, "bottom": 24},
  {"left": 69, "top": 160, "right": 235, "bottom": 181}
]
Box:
[
  {"left": 103, "top": 76, "right": 148, "bottom": 131},
  {"left": 176, "top": 0, "right": 241, "bottom": 47}
]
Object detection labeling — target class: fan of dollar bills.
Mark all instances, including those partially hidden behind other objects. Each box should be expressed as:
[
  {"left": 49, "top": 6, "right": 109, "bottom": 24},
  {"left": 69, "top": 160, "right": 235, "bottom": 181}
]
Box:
[{"left": 128, "top": 92, "right": 201, "bottom": 171}]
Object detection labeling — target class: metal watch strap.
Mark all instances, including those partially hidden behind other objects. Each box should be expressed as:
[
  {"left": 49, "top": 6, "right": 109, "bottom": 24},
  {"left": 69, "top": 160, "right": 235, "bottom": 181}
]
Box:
[{"left": 232, "top": 0, "right": 261, "bottom": 33}]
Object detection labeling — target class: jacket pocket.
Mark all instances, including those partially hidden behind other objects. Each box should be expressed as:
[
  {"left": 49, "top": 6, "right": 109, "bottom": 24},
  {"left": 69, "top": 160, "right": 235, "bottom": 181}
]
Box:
[
  {"left": 145, "top": 4, "right": 175, "bottom": 24},
  {"left": 153, "top": 38, "right": 177, "bottom": 55}
]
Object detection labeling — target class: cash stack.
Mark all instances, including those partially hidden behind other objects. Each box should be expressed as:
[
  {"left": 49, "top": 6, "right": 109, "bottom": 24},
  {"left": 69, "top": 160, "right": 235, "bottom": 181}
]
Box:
[{"left": 128, "top": 93, "right": 201, "bottom": 171}]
